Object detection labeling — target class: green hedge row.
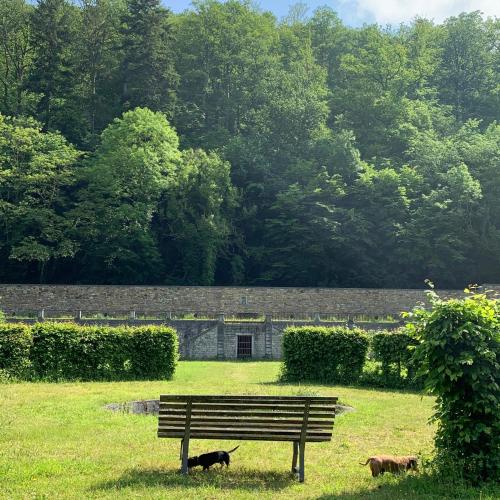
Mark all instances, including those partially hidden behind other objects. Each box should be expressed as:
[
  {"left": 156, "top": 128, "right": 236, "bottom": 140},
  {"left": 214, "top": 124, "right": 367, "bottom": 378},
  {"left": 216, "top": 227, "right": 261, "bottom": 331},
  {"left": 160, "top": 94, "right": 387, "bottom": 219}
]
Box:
[
  {"left": 282, "top": 326, "right": 370, "bottom": 384},
  {"left": 368, "top": 330, "right": 421, "bottom": 388},
  {"left": 0, "top": 323, "right": 178, "bottom": 381},
  {"left": 282, "top": 326, "right": 421, "bottom": 387},
  {"left": 0, "top": 323, "right": 32, "bottom": 379}
]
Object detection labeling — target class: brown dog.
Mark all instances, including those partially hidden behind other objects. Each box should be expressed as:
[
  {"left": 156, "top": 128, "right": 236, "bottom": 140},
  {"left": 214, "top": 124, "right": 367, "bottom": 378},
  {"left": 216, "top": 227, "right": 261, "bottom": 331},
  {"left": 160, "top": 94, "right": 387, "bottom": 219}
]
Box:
[{"left": 360, "top": 455, "right": 418, "bottom": 477}]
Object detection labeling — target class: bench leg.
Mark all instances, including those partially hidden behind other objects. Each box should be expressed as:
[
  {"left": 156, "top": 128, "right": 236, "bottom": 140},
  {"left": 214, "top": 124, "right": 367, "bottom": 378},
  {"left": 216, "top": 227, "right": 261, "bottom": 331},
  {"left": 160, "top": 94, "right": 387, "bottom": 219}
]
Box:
[
  {"left": 181, "top": 438, "right": 190, "bottom": 474},
  {"left": 292, "top": 441, "right": 298, "bottom": 473},
  {"left": 181, "top": 398, "right": 193, "bottom": 475},
  {"left": 299, "top": 441, "right": 305, "bottom": 482}
]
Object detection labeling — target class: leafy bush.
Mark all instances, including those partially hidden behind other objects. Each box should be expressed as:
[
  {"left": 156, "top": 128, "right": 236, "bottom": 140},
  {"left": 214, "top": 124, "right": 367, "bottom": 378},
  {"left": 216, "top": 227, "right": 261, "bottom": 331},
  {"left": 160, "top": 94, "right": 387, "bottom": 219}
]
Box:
[
  {"left": 29, "top": 323, "right": 178, "bottom": 381},
  {"left": 281, "top": 326, "right": 369, "bottom": 384},
  {"left": 370, "top": 329, "right": 420, "bottom": 387},
  {"left": 408, "top": 292, "right": 499, "bottom": 483},
  {"left": 0, "top": 323, "right": 32, "bottom": 379}
]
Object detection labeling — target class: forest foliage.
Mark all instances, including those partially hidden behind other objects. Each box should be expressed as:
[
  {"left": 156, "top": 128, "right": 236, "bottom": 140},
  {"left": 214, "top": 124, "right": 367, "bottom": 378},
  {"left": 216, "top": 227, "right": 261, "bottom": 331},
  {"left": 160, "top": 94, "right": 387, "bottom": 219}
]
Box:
[{"left": 0, "top": 0, "right": 499, "bottom": 287}]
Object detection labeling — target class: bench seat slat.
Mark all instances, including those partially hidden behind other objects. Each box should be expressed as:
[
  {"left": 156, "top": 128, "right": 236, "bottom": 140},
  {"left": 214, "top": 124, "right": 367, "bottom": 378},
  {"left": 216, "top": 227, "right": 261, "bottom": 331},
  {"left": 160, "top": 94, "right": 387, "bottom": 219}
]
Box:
[
  {"left": 157, "top": 432, "right": 331, "bottom": 442},
  {"left": 158, "top": 418, "right": 334, "bottom": 429},
  {"left": 161, "top": 403, "right": 335, "bottom": 412},
  {"left": 159, "top": 409, "right": 334, "bottom": 418},
  {"left": 158, "top": 426, "right": 331, "bottom": 437},
  {"left": 160, "top": 395, "right": 338, "bottom": 403}
]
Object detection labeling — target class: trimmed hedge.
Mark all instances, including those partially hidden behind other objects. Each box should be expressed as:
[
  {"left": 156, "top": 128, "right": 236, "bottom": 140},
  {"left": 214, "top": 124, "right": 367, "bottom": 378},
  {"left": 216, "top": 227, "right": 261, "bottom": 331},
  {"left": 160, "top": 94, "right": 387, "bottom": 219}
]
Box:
[
  {"left": 282, "top": 326, "right": 369, "bottom": 384},
  {"left": 370, "top": 329, "right": 420, "bottom": 386},
  {"left": 0, "top": 323, "right": 32, "bottom": 379},
  {"left": 0, "top": 323, "right": 178, "bottom": 381}
]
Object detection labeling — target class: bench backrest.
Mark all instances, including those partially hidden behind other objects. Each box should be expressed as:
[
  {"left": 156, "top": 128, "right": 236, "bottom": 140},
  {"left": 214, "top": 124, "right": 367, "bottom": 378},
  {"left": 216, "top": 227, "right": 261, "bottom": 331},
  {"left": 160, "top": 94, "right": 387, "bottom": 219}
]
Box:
[{"left": 158, "top": 395, "right": 338, "bottom": 442}]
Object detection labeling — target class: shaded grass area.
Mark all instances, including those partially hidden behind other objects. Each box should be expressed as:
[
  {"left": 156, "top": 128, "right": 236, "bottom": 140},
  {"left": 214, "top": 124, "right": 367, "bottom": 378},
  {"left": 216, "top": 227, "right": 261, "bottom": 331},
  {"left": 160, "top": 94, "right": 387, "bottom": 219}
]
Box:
[{"left": 0, "top": 361, "right": 498, "bottom": 499}]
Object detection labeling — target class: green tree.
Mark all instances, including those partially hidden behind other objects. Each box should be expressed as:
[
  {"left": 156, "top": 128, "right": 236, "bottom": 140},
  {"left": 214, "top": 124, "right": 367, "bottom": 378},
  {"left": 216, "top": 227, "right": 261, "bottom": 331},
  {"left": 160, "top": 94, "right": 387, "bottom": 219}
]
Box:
[
  {"left": 402, "top": 143, "right": 483, "bottom": 286},
  {"left": 173, "top": 0, "right": 277, "bottom": 148},
  {"left": 435, "top": 12, "right": 499, "bottom": 122},
  {"left": 28, "top": 0, "right": 79, "bottom": 134},
  {"left": 308, "top": 6, "right": 351, "bottom": 115},
  {"left": 0, "top": 0, "right": 35, "bottom": 116},
  {"left": 120, "top": 0, "right": 178, "bottom": 114},
  {"left": 155, "top": 149, "right": 236, "bottom": 285},
  {"left": 73, "top": 108, "right": 180, "bottom": 283},
  {"left": 341, "top": 165, "right": 413, "bottom": 287},
  {"left": 449, "top": 122, "right": 500, "bottom": 282},
  {"left": 260, "top": 169, "right": 345, "bottom": 286},
  {"left": 0, "top": 114, "right": 80, "bottom": 282},
  {"left": 75, "top": 0, "right": 124, "bottom": 145}
]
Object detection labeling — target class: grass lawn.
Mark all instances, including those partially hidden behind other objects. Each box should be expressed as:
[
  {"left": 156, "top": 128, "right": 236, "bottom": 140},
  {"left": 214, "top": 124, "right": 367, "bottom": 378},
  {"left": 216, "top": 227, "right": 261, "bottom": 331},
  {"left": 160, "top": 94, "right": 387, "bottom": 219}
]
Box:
[{"left": 0, "top": 361, "right": 498, "bottom": 499}]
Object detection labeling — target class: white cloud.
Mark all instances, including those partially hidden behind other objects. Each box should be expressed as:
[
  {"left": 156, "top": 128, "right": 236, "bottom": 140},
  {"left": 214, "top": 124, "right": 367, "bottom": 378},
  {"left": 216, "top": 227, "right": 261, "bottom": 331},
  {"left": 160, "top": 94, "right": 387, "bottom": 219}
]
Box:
[{"left": 341, "top": 0, "right": 500, "bottom": 24}]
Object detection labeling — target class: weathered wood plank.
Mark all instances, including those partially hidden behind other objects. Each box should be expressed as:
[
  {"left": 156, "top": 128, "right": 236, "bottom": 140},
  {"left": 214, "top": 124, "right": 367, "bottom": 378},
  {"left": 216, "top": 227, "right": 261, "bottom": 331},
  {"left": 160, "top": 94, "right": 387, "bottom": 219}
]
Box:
[
  {"left": 158, "top": 426, "right": 332, "bottom": 436},
  {"left": 157, "top": 432, "right": 330, "bottom": 442},
  {"left": 159, "top": 413, "right": 334, "bottom": 421},
  {"left": 160, "top": 395, "right": 338, "bottom": 403},
  {"left": 159, "top": 409, "right": 335, "bottom": 418},
  {"left": 158, "top": 418, "right": 334, "bottom": 429},
  {"left": 159, "top": 411, "right": 335, "bottom": 420},
  {"left": 161, "top": 403, "right": 336, "bottom": 412}
]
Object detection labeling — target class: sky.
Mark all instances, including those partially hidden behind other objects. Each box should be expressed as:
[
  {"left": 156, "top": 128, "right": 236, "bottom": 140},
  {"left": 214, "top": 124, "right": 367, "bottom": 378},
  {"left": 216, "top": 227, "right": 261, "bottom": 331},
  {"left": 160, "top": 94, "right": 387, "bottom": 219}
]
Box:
[{"left": 167, "top": 0, "right": 500, "bottom": 27}]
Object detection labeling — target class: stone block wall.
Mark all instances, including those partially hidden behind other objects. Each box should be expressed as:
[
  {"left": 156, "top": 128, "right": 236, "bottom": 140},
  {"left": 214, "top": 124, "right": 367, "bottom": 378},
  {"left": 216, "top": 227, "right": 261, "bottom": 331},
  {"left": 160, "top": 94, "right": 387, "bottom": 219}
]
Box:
[
  {"left": 1, "top": 283, "right": 493, "bottom": 317},
  {"left": 173, "top": 320, "right": 219, "bottom": 360}
]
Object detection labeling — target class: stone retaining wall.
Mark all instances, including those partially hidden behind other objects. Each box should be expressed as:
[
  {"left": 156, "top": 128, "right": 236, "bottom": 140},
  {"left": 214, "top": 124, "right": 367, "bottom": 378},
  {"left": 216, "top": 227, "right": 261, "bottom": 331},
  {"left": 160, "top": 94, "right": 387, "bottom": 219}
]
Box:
[{"left": 2, "top": 284, "right": 494, "bottom": 317}]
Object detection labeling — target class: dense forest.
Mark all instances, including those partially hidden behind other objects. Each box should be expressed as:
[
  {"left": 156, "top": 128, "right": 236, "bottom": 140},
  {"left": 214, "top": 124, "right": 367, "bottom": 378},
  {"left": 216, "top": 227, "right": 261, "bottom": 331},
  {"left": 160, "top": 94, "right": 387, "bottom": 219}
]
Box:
[{"left": 0, "top": 0, "right": 499, "bottom": 288}]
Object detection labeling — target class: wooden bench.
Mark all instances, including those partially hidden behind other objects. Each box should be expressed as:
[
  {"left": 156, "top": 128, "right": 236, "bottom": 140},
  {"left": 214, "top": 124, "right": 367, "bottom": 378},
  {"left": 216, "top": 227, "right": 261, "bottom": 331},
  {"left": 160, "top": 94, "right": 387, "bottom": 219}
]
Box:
[{"left": 157, "top": 394, "right": 338, "bottom": 482}]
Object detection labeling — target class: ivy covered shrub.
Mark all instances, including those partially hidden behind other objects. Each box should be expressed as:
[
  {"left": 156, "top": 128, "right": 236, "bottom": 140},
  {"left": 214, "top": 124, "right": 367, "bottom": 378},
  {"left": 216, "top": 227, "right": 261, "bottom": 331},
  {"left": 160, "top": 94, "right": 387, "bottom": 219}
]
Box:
[
  {"left": 0, "top": 323, "right": 32, "bottom": 379},
  {"left": 30, "top": 323, "right": 178, "bottom": 381},
  {"left": 281, "top": 326, "right": 369, "bottom": 384},
  {"left": 408, "top": 292, "right": 499, "bottom": 483},
  {"left": 369, "top": 329, "right": 420, "bottom": 388}
]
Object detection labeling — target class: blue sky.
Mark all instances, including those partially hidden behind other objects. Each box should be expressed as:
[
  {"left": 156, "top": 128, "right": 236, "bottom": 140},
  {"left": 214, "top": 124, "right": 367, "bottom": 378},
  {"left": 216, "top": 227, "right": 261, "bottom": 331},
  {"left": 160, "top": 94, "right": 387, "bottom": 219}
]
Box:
[{"left": 167, "top": 1, "right": 500, "bottom": 27}]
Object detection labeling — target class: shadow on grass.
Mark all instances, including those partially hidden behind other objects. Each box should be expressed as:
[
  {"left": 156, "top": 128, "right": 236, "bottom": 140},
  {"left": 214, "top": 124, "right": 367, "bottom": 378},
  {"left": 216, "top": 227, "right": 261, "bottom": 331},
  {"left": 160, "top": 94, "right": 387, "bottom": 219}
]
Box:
[
  {"left": 315, "top": 473, "right": 497, "bottom": 500},
  {"left": 92, "top": 467, "right": 295, "bottom": 492}
]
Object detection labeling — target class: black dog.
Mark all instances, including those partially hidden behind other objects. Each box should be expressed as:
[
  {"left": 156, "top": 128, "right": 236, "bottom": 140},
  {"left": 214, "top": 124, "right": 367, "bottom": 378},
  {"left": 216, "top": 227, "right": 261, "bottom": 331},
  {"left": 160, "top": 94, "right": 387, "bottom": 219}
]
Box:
[{"left": 187, "top": 446, "right": 239, "bottom": 471}]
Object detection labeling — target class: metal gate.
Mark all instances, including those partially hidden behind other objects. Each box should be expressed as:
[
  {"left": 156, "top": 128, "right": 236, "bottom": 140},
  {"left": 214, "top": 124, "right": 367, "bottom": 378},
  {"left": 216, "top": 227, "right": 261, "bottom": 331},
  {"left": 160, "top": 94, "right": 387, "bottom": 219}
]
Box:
[{"left": 237, "top": 335, "right": 252, "bottom": 358}]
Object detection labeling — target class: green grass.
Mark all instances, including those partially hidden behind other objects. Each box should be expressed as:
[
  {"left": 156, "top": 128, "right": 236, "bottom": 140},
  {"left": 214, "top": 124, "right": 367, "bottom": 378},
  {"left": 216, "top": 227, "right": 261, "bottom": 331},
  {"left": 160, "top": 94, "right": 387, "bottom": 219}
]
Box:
[{"left": 0, "top": 362, "right": 498, "bottom": 499}]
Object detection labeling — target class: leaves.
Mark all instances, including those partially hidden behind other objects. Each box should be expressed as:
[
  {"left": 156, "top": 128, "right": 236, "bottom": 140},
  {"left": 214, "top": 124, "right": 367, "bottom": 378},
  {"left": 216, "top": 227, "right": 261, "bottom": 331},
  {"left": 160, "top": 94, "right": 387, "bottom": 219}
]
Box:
[
  {"left": 409, "top": 293, "right": 500, "bottom": 482},
  {"left": 0, "top": 114, "right": 80, "bottom": 280},
  {"left": 25, "top": 322, "right": 179, "bottom": 381},
  {"left": 0, "top": 1, "right": 499, "bottom": 286},
  {"left": 282, "top": 326, "right": 369, "bottom": 384}
]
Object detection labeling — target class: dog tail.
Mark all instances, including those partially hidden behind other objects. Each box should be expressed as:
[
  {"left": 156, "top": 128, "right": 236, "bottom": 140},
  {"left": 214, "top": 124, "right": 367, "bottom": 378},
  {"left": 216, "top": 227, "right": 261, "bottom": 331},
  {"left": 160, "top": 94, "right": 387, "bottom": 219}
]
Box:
[
  {"left": 359, "top": 459, "right": 371, "bottom": 466},
  {"left": 227, "top": 446, "right": 240, "bottom": 454}
]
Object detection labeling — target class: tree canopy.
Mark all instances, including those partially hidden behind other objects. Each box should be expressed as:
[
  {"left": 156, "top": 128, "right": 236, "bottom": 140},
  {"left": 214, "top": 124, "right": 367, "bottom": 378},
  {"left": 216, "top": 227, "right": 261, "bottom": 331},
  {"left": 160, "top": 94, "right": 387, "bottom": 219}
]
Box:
[{"left": 0, "top": 0, "right": 498, "bottom": 287}]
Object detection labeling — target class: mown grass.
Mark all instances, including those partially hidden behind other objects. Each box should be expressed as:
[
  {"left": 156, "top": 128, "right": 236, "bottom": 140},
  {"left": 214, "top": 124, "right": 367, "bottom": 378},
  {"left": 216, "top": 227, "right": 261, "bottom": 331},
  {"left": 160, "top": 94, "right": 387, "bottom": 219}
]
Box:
[{"left": 0, "top": 361, "right": 498, "bottom": 499}]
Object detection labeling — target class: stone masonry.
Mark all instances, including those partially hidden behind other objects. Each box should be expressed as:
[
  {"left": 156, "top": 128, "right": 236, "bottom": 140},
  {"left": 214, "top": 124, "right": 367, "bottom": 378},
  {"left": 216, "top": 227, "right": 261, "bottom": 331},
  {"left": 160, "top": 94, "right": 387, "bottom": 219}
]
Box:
[{"left": 2, "top": 283, "right": 496, "bottom": 317}]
